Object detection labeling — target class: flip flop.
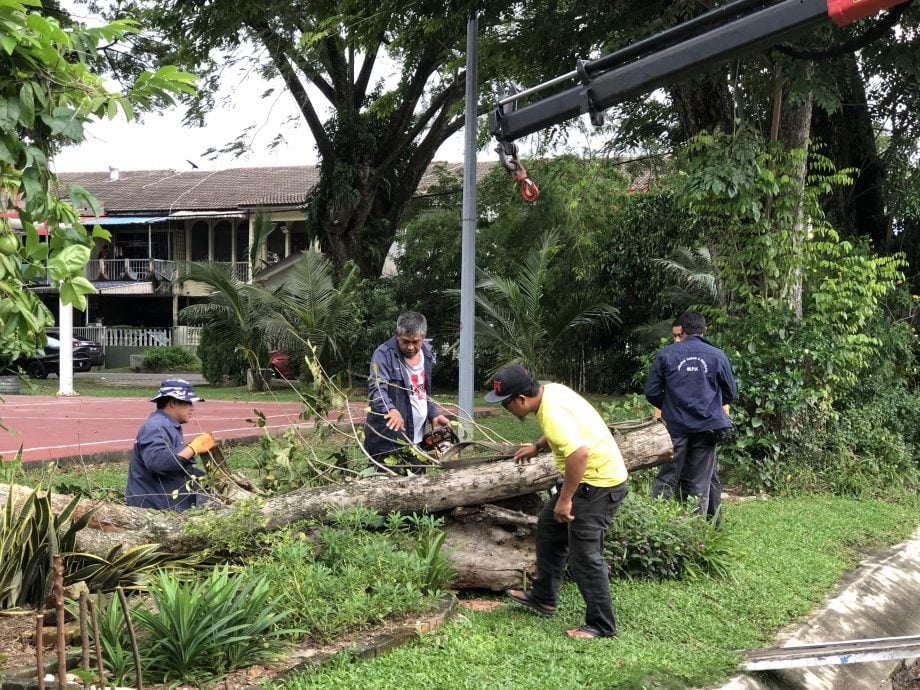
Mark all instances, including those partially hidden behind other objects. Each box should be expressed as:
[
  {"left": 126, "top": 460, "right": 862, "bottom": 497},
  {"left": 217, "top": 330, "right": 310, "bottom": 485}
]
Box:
[
  {"left": 504, "top": 589, "right": 557, "bottom": 616},
  {"left": 565, "top": 625, "right": 618, "bottom": 639}
]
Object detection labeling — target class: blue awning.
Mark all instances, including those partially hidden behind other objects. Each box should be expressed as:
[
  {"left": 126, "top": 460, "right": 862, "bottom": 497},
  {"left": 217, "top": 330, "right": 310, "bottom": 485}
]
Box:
[{"left": 80, "top": 216, "right": 169, "bottom": 225}]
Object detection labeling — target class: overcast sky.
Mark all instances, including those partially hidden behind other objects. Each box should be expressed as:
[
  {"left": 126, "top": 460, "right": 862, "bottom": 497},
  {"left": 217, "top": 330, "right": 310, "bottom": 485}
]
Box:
[
  {"left": 51, "top": 64, "right": 474, "bottom": 174},
  {"left": 51, "top": 2, "right": 471, "bottom": 173}
]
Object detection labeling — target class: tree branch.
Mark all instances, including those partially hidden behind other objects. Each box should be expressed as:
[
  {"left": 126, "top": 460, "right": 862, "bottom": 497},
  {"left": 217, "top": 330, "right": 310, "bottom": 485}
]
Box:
[
  {"left": 776, "top": 2, "right": 911, "bottom": 60},
  {"left": 253, "top": 23, "right": 334, "bottom": 160}
]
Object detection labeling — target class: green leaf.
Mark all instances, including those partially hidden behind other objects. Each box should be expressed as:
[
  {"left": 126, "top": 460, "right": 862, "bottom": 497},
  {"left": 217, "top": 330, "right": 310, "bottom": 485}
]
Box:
[{"left": 18, "top": 82, "right": 35, "bottom": 127}]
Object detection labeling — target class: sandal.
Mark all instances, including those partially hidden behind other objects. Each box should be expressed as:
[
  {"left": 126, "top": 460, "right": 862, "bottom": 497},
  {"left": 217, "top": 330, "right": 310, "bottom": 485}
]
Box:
[
  {"left": 565, "top": 625, "right": 618, "bottom": 639},
  {"left": 504, "top": 589, "right": 557, "bottom": 616}
]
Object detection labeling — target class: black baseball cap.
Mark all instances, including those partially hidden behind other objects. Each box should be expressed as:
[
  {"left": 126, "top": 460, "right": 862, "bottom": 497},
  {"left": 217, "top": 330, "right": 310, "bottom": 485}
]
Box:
[{"left": 484, "top": 364, "right": 536, "bottom": 403}]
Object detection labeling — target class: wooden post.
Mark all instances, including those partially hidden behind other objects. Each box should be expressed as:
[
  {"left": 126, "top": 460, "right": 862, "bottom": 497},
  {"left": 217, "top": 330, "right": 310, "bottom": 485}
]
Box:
[
  {"left": 35, "top": 612, "right": 45, "bottom": 690},
  {"left": 53, "top": 555, "right": 66, "bottom": 690},
  {"left": 79, "top": 592, "right": 90, "bottom": 690}
]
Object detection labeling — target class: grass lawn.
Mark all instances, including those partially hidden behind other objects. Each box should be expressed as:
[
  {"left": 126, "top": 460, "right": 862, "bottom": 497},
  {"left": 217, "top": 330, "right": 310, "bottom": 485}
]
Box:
[
  {"left": 9, "top": 388, "right": 918, "bottom": 689},
  {"left": 13, "top": 378, "right": 313, "bottom": 403},
  {"left": 16, "top": 403, "right": 544, "bottom": 498},
  {"left": 278, "top": 493, "right": 920, "bottom": 690}
]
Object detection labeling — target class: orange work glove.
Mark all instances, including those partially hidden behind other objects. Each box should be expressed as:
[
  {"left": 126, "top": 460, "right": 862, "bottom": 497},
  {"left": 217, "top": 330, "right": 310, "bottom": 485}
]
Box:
[{"left": 188, "top": 432, "right": 217, "bottom": 455}]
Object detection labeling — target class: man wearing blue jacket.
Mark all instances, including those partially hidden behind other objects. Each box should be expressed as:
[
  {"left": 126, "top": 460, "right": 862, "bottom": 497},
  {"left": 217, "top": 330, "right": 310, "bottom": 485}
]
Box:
[
  {"left": 363, "top": 312, "right": 450, "bottom": 473},
  {"left": 645, "top": 311, "right": 736, "bottom": 517},
  {"left": 126, "top": 378, "right": 216, "bottom": 511}
]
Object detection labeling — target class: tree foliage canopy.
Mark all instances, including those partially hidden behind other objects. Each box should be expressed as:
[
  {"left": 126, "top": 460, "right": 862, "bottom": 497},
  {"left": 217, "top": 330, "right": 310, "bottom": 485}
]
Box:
[{"left": 0, "top": 0, "right": 194, "bottom": 366}]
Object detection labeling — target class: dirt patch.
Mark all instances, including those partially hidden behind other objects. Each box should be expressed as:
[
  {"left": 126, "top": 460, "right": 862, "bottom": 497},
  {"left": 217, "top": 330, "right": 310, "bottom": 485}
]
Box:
[
  {"left": 456, "top": 599, "right": 504, "bottom": 613},
  {"left": 0, "top": 611, "right": 39, "bottom": 673},
  {"left": 892, "top": 660, "right": 920, "bottom": 690}
]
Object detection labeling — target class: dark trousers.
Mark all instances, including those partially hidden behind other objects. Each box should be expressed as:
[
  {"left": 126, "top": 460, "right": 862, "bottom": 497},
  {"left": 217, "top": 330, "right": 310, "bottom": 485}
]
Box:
[
  {"left": 652, "top": 434, "right": 718, "bottom": 517},
  {"left": 531, "top": 481, "right": 628, "bottom": 636}
]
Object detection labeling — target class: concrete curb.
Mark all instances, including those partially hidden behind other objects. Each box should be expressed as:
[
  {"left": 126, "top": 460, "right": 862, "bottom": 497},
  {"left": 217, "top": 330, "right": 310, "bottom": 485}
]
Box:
[{"left": 715, "top": 525, "right": 920, "bottom": 690}]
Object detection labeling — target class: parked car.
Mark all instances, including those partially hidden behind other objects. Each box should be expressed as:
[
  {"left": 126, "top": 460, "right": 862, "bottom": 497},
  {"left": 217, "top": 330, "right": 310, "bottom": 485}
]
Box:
[
  {"left": 12, "top": 337, "right": 92, "bottom": 379},
  {"left": 269, "top": 350, "right": 295, "bottom": 379},
  {"left": 46, "top": 329, "right": 104, "bottom": 367}
]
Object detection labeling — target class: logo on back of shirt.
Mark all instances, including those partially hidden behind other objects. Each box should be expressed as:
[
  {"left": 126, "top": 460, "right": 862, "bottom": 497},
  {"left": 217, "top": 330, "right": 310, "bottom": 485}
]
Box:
[{"left": 677, "top": 356, "right": 709, "bottom": 374}]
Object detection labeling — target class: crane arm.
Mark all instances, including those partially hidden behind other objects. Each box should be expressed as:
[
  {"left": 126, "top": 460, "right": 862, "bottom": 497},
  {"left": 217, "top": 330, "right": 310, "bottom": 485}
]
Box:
[{"left": 490, "top": 0, "right": 911, "bottom": 145}]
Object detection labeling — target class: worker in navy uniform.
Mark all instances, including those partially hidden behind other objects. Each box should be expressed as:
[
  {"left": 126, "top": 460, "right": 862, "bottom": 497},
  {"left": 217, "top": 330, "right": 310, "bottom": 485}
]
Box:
[
  {"left": 645, "top": 311, "right": 736, "bottom": 517},
  {"left": 126, "top": 378, "right": 216, "bottom": 511}
]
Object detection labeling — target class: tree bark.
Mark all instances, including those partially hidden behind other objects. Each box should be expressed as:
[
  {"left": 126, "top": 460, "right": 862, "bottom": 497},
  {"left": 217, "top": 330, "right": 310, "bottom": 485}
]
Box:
[
  {"left": 0, "top": 418, "right": 673, "bottom": 581},
  {"left": 810, "top": 54, "right": 890, "bottom": 251}
]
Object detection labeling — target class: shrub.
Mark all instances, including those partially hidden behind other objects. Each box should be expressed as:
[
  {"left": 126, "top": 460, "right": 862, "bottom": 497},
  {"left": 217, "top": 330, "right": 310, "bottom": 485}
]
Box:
[
  {"left": 604, "top": 494, "right": 734, "bottom": 581},
  {"left": 197, "top": 322, "right": 246, "bottom": 385},
  {"left": 78, "top": 592, "right": 139, "bottom": 688},
  {"left": 250, "top": 509, "right": 451, "bottom": 641},
  {"left": 140, "top": 345, "right": 199, "bottom": 372},
  {"left": 133, "top": 567, "right": 296, "bottom": 685}
]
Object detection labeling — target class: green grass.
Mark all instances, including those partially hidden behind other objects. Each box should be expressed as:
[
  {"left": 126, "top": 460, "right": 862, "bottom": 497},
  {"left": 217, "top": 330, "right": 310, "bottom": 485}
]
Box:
[
  {"left": 13, "top": 400, "right": 542, "bottom": 500},
  {"left": 278, "top": 493, "right": 920, "bottom": 690}
]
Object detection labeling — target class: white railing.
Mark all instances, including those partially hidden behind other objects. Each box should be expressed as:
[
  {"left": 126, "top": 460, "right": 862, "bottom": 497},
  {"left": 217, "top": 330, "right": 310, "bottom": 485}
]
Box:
[
  {"left": 105, "top": 327, "right": 173, "bottom": 347},
  {"left": 174, "top": 326, "right": 201, "bottom": 346},
  {"left": 88, "top": 258, "right": 176, "bottom": 282},
  {"left": 81, "top": 326, "right": 201, "bottom": 348},
  {"left": 73, "top": 326, "right": 106, "bottom": 344}
]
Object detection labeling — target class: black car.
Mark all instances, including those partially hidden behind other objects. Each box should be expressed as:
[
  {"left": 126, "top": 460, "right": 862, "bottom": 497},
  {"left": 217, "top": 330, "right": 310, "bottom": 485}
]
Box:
[
  {"left": 46, "top": 329, "right": 104, "bottom": 367},
  {"left": 12, "top": 336, "right": 92, "bottom": 379}
]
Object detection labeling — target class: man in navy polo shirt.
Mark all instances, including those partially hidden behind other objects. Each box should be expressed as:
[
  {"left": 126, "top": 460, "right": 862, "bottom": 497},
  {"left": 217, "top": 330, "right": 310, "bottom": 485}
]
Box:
[
  {"left": 645, "top": 311, "right": 736, "bottom": 517},
  {"left": 126, "top": 378, "right": 216, "bottom": 511}
]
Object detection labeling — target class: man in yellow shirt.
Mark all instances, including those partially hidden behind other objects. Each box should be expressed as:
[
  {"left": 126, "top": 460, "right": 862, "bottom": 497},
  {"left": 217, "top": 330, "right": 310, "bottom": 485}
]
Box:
[{"left": 486, "top": 364, "right": 628, "bottom": 640}]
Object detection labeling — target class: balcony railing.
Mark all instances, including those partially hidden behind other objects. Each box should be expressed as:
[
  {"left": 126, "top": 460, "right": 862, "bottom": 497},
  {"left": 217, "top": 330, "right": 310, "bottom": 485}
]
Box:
[
  {"left": 213, "top": 261, "right": 250, "bottom": 283},
  {"left": 89, "top": 258, "right": 176, "bottom": 282}
]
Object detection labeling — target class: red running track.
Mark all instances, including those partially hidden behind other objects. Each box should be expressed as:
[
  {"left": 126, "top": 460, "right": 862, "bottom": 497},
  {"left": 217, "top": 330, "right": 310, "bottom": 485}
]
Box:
[{"left": 0, "top": 395, "right": 368, "bottom": 464}]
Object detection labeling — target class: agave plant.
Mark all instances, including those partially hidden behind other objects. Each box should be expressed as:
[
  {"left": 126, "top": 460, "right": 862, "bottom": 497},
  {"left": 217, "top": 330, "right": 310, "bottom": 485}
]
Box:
[
  {"left": 0, "top": 458, "right": 95, "bottom": 609},
  {"left": 65, "top": 543, "right": 198, "bottom": 592}
]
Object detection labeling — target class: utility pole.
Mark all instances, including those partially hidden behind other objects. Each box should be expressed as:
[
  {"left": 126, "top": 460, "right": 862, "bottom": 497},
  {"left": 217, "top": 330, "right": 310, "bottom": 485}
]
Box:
[{"left": 458, "top": 15, "right": 478, "bottom": 439}]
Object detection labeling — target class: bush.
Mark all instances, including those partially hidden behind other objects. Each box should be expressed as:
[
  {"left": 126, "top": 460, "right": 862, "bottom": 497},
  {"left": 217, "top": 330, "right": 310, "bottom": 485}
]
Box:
[
  {"left": 132, "top": 568, "right": 296, "bottom": 686},
  {"left": 249, "top": 508, "right": 451, "bottom": 642},
  {"left": 197, "top": 322, "right": 246, "bottom": 385},
  {"left": 604, "top": 494, "right": 733, "bottom": 581},
  {"left": 140, "top": 345, "right": 199, "bottom": 372}
]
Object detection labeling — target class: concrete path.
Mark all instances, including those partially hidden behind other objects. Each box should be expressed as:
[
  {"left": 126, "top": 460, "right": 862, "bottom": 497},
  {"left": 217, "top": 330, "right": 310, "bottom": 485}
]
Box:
[{"left": 716, "top": 526, "right": 920, "bottom": 689}]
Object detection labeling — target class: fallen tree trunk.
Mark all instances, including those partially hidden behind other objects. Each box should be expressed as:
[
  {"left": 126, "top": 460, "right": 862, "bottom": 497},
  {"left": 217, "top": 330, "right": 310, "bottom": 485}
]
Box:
[{"left": 0, "top": 417, "right": 672, "bottom": 569}]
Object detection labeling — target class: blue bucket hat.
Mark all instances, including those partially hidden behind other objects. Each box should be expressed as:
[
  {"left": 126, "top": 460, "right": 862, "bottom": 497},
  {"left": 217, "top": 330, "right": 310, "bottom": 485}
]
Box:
[{"left": 150, "top": 378, "right": 204, "bottom": 403}]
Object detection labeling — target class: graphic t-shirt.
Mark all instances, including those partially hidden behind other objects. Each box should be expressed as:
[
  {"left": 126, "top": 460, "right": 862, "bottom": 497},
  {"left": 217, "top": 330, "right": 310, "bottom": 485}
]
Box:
[{"left": 404, "top": 352, "right": 427, "bottom": 443}]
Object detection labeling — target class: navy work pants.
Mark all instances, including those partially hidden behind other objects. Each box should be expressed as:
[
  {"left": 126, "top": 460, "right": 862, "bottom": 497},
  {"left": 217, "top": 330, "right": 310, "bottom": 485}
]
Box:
[{"left": 652, "top": 433, "right": 718, "bottom": 518}]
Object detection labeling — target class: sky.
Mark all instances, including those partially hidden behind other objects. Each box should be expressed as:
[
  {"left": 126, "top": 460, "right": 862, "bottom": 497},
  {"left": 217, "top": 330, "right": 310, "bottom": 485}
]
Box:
[{"left": 51, "top": 65, "right": 472, "bottom": 174}]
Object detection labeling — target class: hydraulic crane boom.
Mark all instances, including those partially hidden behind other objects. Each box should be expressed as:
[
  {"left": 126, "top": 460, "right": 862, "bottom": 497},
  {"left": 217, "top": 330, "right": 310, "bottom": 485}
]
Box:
[{"left": 490, "top": 0, "right": 910, "bottom": 146}]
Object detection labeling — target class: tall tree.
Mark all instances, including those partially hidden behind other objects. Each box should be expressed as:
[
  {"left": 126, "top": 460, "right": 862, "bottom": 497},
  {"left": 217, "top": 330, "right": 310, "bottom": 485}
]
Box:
[{"left": 89, "top": 0, "right": 527, "bottom": 277}]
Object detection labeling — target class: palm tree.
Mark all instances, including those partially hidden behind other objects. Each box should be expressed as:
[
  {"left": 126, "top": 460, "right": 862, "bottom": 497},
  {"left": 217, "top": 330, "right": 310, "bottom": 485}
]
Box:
[
  {"left": 654, "top": 246, "right": 721, "bottom": 306},
  {"left": 260, "top": 251, "right": 360, "bottom": 374},
  {"left": 178, "top": 262, "right": 275, "bottom": 386},
  {"left": 472, "top": 230, "right": 620, "bottom": 380},
  {"left": 633, "top": 245, "right": 722, "bottom": 344}
]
